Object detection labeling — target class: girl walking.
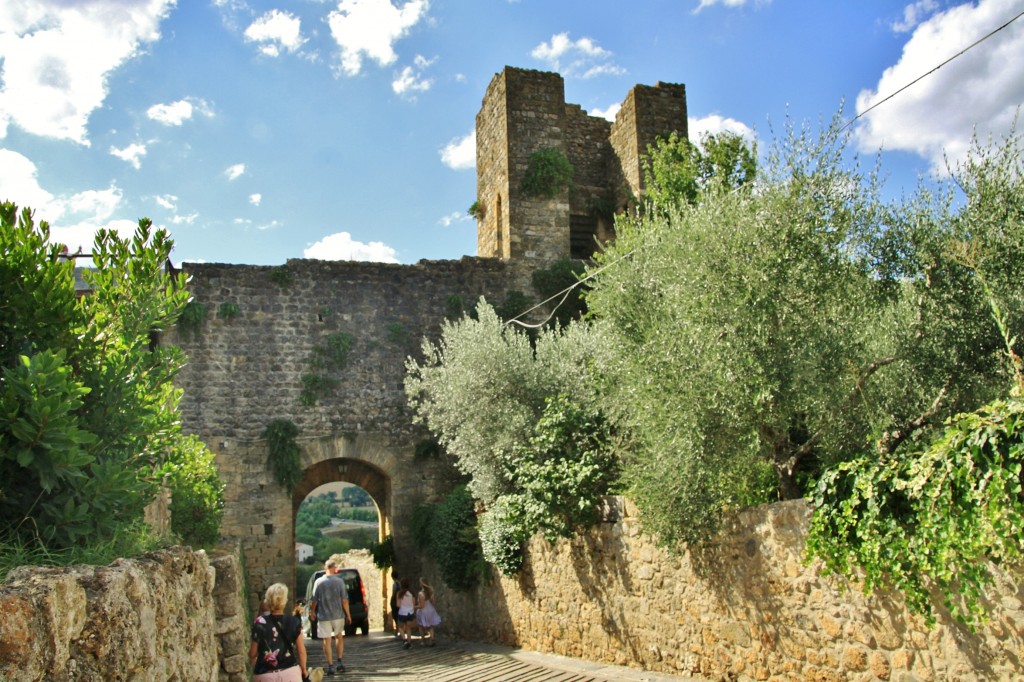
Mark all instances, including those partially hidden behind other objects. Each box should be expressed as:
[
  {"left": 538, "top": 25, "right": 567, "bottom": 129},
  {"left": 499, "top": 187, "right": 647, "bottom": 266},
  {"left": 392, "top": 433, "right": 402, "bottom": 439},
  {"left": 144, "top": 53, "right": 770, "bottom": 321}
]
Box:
[
  {"left": 415, "top": 577, "right": 442, "bottom": 646},
  {"left": 395, "top": 577, "right": 417, "bottom": 649}
]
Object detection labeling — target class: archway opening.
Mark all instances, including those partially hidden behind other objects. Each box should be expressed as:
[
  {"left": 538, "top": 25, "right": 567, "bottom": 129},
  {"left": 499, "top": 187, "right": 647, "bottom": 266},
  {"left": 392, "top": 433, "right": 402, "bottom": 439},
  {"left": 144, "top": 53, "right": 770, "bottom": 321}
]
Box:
[{"left": 292, "top": 456, "right": 391, "bottom": 634}]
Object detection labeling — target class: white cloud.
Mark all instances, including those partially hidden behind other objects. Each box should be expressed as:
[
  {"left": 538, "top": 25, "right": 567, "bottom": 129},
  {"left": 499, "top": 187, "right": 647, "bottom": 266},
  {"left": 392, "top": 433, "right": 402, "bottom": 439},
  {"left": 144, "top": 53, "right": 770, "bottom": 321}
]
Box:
[
  {"left": 0, "top": 149, "right": 135, "bottom": 251},
  {"left": 688, "top": 114, "right": 758, "bottom": 148},
  {"left": 170, "top": 212, "right": 199, "bottom": 225},
  {"left": 440, "top": 130, "right": 475, "bottom": 170},
  {"left": 892, "top": 0, "right": 940, "bottom": 33},
  {"left": 326, "top": 0, "right": 430, "bottom": 77},
  {"left": 590, "top": 103, "right": 621, "bottom": 122},
  {"left": 304, "top": 231, "right": 400, "bottom": 262},
  {"left": 155, "top": 195, "right": 178, "bottom": 211},
  {"left": 438, "top": 211, "right": 469, "bottom": 227},
  {"left": 244, "top": 10, "right": 306, "bottom": 57},
  {"left": 0, "top": 1, "right": 175, "bottom": 144},
  {"left": 110, "top": 142, "right": 147, "bottom": 169},
  {"left": 855, "top": 0, "right": 1024, "bottom": 173},
  {"left": 147, "top": 98, "right": 213, "bottom": 126},
  {"left": 225, "top": 163, "right": 246, "bottom": 181},
  {"left": 693, "top": 0, "right": 768, "bottom": 13},
  {"left": 531, "top": 33, "right": 624, "bottom": 79},
  {"left": 249, "top": 193, "right": 262, "bottom": 206},
  {"left": 0, "top": 148, "right": 58, "bottom": 214},
  {"left": 392, "top": 54, "right": 434, "bottom": 95}
]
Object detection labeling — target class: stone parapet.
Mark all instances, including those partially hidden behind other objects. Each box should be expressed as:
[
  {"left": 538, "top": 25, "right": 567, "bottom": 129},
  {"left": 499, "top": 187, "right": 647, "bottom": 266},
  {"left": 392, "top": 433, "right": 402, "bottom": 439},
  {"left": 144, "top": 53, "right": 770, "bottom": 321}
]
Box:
[{"left": 0, "top": 545, "right": 248, "bottom": 682}]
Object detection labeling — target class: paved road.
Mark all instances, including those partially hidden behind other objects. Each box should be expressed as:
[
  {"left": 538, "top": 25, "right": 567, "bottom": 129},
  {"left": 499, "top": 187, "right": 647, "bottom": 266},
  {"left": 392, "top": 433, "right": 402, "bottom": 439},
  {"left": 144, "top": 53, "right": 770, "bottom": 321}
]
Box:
[{"left": 304, "top": 631, "right": 705, "bottom": 682}]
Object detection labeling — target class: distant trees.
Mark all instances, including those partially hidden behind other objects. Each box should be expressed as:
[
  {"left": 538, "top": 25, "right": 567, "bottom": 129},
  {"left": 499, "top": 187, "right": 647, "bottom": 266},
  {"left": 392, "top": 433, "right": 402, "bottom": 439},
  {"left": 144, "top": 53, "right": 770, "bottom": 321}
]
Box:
[{"left": 0, "top": 203, "right": 223, "bottom": 556}]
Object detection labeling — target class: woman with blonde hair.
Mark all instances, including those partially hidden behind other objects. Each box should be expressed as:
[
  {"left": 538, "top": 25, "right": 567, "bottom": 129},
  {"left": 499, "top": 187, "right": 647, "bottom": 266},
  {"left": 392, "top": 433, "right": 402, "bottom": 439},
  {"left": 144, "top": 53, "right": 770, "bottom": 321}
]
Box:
[
  {"left": 249, "top": 582, "right": 308, "bottom": 681},
  {"left": 415, "top": 576, "right": 442, "bottom": 646}
]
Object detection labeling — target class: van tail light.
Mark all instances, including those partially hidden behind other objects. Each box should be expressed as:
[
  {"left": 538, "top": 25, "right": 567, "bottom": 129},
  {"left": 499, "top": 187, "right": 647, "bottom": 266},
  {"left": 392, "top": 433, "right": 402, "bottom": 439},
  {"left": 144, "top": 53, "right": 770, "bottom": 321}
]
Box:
[{"left": 361, "top": 580, "right": 367, "bottom": 603}]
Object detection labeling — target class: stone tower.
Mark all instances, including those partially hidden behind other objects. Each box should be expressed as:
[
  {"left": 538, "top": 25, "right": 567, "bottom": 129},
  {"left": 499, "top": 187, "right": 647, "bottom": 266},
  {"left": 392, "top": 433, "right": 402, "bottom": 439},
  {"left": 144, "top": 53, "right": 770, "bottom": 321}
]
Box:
[{"left": 475, "top": 66, "right": 688, "bottom": 268}]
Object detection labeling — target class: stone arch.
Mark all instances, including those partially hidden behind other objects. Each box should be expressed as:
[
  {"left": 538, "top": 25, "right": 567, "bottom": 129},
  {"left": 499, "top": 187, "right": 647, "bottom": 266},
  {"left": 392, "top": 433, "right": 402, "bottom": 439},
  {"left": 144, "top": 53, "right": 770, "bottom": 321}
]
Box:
[
  {"left": 292, "top": 433, "right": 397, "bottom": 541},
  {"left": 290, "top": 433, "right": 400, "bottom": 630}
]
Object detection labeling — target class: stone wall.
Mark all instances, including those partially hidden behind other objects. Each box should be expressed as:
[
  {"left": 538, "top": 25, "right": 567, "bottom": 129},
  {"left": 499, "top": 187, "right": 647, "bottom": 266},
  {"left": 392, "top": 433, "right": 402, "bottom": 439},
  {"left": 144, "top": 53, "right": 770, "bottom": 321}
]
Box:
[
  {"left": 609, "top": 81, "right": 689, "bottom": 207},
  {"left": 432, "top": 499, "right": 1024, "bottom": 681},
  {"left": 0, "top": 545, "right": 248, "bottom": 682},
  {"left": 172, "top": 257, "right": 514, "bottom": 610}
]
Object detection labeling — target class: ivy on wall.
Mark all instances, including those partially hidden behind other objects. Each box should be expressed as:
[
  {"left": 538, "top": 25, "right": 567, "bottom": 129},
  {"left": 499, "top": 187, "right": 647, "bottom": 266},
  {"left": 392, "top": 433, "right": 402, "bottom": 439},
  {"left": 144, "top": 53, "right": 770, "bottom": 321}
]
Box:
[
  {"left": 176, "top": 301, "right": 207, "bottom": 342},
  {"left": 216, "top": 302, "right": 240, "bottom": 320},
  {"left": 301, "top": 332, "right": 355, "bottom": 406},
  {"left": 261, "top": 418, "right": 301, "bottom": 489},
  {"left": 269, "top": 266, "right": 294, "bottom": 288},
  {"left": 412, "top": 485, "right": 486, "bottom": 591}
]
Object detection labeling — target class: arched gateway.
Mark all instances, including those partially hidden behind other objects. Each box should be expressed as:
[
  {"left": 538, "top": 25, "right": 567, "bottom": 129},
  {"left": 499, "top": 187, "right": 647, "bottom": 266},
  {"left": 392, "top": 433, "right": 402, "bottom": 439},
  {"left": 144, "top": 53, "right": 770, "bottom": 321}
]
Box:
[{"left": 169, "top": 66, "right": 688, "bottom": 621}]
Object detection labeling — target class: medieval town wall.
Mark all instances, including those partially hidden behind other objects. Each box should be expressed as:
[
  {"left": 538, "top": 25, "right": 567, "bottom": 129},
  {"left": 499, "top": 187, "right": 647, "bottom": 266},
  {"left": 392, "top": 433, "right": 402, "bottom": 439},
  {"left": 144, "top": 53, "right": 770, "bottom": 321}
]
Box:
[
  {"left": 433, "top": 498, "right": 1024, "bottom": 682},
  {"left": 171, "top": 257, "right": 515, "bottom": 607}
]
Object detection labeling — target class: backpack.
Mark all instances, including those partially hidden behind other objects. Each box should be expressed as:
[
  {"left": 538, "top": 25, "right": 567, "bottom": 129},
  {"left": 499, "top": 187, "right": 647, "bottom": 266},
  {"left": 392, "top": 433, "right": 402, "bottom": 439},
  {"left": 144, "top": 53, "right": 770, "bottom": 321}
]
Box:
[{"left": 253, "top": 614, "right": 297, "bottom": 673}]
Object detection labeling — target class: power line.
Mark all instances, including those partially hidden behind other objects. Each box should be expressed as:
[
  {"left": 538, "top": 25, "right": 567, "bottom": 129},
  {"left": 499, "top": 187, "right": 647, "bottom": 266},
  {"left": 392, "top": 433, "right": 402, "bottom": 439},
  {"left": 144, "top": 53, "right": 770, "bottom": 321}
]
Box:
[
  {"left": 842, "top": 7, "right": 1024, "bottom": 133},
  {"left": 503, "top": 247, "right": 637, "bottom": 329},
  {"left": 506, "top": 8, "right": 1024, "bottom": 329}
]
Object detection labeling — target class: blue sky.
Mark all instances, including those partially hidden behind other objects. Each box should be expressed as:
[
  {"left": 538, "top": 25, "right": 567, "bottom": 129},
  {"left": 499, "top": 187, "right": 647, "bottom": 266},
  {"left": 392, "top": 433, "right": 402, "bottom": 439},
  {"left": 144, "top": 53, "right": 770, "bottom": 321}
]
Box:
[{"left": 2, "top": 0, "right": 1022, "bottom": 266}]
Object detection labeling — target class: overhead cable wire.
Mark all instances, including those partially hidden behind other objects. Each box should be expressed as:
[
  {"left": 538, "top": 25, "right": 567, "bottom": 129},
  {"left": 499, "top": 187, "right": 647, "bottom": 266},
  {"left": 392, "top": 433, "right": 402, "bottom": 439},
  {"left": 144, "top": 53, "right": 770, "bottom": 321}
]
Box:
[
  {"left": 503, "top": 246, "right": 638, "bottom": 329},
  {"left": 505, "top": 8, "right": 1024, "bottom": 330},
  {"left": 841, "top": 7, "right": 1024, "bottom": 133}
]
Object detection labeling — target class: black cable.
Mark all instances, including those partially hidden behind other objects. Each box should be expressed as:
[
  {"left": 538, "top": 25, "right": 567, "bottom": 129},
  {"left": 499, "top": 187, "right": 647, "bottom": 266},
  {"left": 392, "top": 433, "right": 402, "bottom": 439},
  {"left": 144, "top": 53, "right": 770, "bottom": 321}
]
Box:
[{"left": 843, "top": 7, "right": 1024, "bottom": 133}]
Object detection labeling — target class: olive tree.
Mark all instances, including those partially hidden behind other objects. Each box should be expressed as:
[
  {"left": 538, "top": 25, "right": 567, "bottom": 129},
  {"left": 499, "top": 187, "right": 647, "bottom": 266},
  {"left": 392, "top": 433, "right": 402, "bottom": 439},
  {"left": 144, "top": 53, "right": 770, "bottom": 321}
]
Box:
[
  {"left": 806, "top": 128, "right": 1024, "bottom": 627},
  {"left": 584, "top": 116, "right": 1018, "bottom": 547},
  {"left": 405, "top": 300, "right": 616, "bottom": 574}
]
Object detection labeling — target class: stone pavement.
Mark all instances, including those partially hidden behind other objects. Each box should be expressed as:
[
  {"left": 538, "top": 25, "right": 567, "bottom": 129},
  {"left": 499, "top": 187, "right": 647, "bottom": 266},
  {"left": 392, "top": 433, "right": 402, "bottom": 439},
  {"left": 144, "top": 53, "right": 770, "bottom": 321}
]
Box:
[{"left": 303, "top": 631, "right": 706, "bottom": 681}]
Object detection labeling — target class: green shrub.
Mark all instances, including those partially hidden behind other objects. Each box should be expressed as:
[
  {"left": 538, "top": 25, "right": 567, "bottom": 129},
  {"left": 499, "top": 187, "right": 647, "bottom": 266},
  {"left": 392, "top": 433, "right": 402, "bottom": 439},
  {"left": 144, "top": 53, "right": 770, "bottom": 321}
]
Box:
[
  {"left": 808, "top": 386, "right": 1024, "bottom": 628},
  {"left": 216, "top": 302, "right": 240, "bottom": 320},
  {"left": 269, "top": 266, "right": 294, "bottom": 288},
  {"left": 161, "top": 434, "right": 225, "bottom": 547},
  {"left": 478, "top": 496, "right": 527, "bottom": 576},
  {"left": 371, "top": 535, "right": 395, "bottom": 569},
  {"left": 418, "top": 486, "right": 485, "bottom": 591},
  {"left": 387, "top": 322, "right": 412, "bottom": 347},
  {"left": 521, "top": 148, "right": 575, "bottom": 199},
  {"left": 300, "top": 373, "right": 339, "bottom": 407},
  {"left": 446, "top": 295, "right": 466, "bottom": 320},
  {"left": 177, "top": 301, "right": 207, "bottom": 341},
  {"left": 262, "top": 419, "right": 301, "bottom": 489},
  {"left": 0, "top": 202, "right": 213, "bottom": 552}
]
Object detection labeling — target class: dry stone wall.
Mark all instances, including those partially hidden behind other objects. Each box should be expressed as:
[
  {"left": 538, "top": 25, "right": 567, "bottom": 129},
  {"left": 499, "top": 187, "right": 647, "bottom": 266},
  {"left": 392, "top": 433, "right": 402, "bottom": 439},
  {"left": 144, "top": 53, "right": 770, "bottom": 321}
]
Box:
[
  {"left": 432, "top": 499, "right": 1024, "bottom": 681},
  {"left": 0, "top": 545, "right": 248, "bottom": 682}
]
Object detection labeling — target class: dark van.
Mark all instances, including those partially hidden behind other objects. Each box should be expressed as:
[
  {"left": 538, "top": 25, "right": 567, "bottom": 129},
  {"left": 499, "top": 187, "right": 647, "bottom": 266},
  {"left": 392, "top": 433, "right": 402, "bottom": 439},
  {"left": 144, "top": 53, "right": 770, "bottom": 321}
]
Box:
[{"left": 304, "top": 568, "right": 370, "bottom": 637}]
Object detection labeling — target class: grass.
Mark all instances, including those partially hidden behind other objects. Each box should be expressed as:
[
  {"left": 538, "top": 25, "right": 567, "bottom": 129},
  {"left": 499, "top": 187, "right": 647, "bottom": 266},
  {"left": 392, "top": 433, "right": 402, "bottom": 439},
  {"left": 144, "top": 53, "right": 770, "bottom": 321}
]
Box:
[{"left": 0, "top": 521, "right": 172, "bottom": 583}]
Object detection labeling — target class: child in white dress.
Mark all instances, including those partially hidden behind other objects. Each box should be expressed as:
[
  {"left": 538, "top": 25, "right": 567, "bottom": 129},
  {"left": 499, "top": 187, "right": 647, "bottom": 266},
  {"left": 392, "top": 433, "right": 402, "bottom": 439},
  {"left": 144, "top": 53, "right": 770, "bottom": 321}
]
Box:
[{"left": 415, "top": 577, "right": 442, "bottom": 646}]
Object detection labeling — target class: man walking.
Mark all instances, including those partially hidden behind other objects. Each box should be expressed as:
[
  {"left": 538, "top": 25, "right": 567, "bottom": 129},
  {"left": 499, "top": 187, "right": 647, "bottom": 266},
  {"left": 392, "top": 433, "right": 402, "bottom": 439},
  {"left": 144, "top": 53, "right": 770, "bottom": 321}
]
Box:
[{"left": 310, "top": 557, "right": 351, "bottom": 675}]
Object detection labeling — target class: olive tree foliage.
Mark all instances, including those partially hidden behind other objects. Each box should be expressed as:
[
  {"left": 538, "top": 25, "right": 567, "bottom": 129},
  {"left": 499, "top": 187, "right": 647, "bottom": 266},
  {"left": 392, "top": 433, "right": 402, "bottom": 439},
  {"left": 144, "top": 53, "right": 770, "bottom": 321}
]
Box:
[
  {"left": 0, "top": 203, "right": 224, "bottom": 552},
  {"left": 806, "top": 128, "right": 1024, "bottom": 628},
  {"left": 405, "top": 300, "right": 616, "bottom": 574},
  {"left": 583, "top": 115, "right": 1018, "bottom": 548}
]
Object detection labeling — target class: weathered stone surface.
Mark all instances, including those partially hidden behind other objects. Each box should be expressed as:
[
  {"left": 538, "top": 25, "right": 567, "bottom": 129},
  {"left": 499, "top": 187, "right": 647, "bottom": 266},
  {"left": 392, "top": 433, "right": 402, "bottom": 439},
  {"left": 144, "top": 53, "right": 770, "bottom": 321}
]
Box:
[
  {"left": 431, "top": 499, "right": 1024, "bottom": 681},
  {"left": 0, "top": 545, "right": 247, "bottom": 682}
]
